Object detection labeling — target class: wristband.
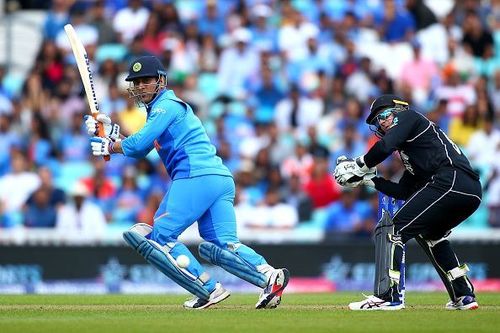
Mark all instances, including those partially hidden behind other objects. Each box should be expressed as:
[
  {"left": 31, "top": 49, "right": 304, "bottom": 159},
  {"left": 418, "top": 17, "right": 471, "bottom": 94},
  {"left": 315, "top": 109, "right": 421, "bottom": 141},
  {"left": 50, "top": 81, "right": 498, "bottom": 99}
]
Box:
[{"left": 109, "top": 141, "right": 115, "bottom": 154}]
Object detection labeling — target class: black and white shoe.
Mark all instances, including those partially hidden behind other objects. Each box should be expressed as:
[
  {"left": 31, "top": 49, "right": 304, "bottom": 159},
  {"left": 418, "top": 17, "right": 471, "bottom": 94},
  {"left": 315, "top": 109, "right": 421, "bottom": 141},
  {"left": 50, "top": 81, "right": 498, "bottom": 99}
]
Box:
[
  {"left": 183, "top": 283, "right": 230, "bottom": 310},
  {"left": 255, "top": 268, "right": 290, "bottom": 309}
]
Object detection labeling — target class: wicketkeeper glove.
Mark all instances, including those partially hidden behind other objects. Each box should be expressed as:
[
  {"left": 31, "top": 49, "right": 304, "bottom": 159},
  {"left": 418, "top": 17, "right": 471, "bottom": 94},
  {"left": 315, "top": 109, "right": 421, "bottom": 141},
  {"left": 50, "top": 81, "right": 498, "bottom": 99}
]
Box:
[
  {"left": 334, "top": 155, "right": 377, "bottom": 187},
  {"left": 84, "top": 114, "right": 120, "bottom": 141}
]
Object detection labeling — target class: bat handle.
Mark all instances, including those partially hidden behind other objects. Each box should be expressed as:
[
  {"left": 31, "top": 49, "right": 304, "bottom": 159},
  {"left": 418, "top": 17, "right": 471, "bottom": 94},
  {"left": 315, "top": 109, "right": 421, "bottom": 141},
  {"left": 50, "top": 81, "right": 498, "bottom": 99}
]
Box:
[{"left": 94, "top": 114, "right": 111, "bottom": 162}]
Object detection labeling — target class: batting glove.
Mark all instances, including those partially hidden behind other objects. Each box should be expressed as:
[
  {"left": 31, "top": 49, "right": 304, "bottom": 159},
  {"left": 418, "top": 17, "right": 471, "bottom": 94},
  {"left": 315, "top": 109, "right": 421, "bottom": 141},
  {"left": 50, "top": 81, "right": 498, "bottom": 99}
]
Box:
[
  {"left": 90, "top": 136, "right": 113, "bottom": 156},
  {"left": 84, "top": 114, "right": 120, "bottom": 141}
]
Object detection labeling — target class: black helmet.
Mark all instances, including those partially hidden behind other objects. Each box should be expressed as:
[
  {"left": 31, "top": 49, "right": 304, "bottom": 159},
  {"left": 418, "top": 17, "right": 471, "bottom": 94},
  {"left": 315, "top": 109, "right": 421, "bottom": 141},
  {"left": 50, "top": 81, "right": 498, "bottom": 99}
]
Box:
[
  {"left": 366, "top": 94, "right": 409, "bottom": 125},
  {"left": 125, "top": 56, "right": 167, "bottom": 81}
]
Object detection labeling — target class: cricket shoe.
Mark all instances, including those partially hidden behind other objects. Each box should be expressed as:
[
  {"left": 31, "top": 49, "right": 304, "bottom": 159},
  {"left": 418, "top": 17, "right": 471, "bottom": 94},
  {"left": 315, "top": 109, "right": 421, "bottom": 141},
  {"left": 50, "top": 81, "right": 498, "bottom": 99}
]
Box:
[
  {"left": 183, "top": 282, "right": 230, "bottom": 310},
  {"left": 255, "top": 268, "right": 290, "bottom": 309},
  {"left": 348, "top": 294, "right": 405, "bottom": 311},
  {"left": 445, "top": 296, "right": 479, "bottom": 310}
]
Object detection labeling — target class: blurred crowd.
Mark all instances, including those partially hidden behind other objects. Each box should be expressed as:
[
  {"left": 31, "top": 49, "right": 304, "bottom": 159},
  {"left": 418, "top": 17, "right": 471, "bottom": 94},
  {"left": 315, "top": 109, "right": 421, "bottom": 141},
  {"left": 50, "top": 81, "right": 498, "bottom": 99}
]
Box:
[{"left": 1, "top": 0, "right": 500, "bottom": 243}]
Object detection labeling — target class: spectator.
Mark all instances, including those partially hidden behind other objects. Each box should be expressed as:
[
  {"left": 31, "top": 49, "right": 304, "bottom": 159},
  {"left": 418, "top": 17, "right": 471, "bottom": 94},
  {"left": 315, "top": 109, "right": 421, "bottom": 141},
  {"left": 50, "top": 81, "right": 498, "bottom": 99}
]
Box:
[
  {"left": 331, "top": 122, "right": 366, "bottom": 169},
  {"left": 111, "top": 167, "right": 144, "bottom": 225},
  {"left": 345, "top": 56, "right": 376, "bottom": 103},
  {"left": 117, "top": 93, "right": 146, "bottom": 136},
  {"left": 435, "top": 65, "right": 476, "bottom": 118},
  {"left": 489, "top": 69, "right": 500, "bottom": 114},
  {"left": 324, "top": 187, "right": 371, "bottom": 235},
  {"left": 284, "top": 174, "right": 313, "bottom": 223},
  {"left": 278, "top": 8, "right": 319, "bottom": 62},
  {"left": 34, "top": 40, "right": 65, "bottom": 92},
  {"left": 28, "top": 167, "right": 65, "bottom": 208},
  {"left": 141, "top": 12, "right": 168, "bottom": 56},
  {"left": 303, "top": 153, "right": 341, "bottom": 208},
  {"left": 398, "top": 40, "right": 439, "bottom": 105},
  {"left": 94, "top": 59, "right": 120, "bottom": 102},
  {"left": 88, "top": 0, "right": 117, "bottom": 44},
  {"left": 281, "top": 141, "right": 314, "bottom": 184},
  {"left": 23, "top": 187, "right": 58, "bottom": 228},
  {"left": 56, "top": 7, "right": 99, "bottom": 53},
  {"left": 157, "top": 2, "right": 183, "bottom": 34},
  {"left": 0, "top": 151, "right": 40, "bottom": 213},
  {"left": 113, "top": 0, "right": 150, "bottom": 45},
  {"left": 99, "top": 81, "right": 127, "bottom": 116},
  {"left": 27, "top": 112, "right": 54, "bottom": 167},
  {"left": 275, "top": 84, "right": 322, "bottom": 134},
  {"left": 138, "top": 190, "right": 163, "bottom": 226},
  {"left": 375, "top": 0, "right": 415, "bottom": 43},
  {"left": 56, "top": 181, "right": 107, "bottom": 243},
  {"left": 0, "top": 113, "right": 21, "bottom": 176},
  {"left": 245, "top": 187, "right": 298, "bottom": 230},
  {"left": 59, "top": 112, "right": 89, "bottom": 162},
  {"left": 462, "top": 11, "right": 494, "bottom": 59},
  {"left": 249, "top": 3, "right": 276, "bottom": 52},
  {"left": 197, "top": 0, "right": 226, "bottom": 41},
  {"left": 252, "top": 66, "right": 285, "bottom": 124},
  {"left": 217, "top": 28, "right": 259, "bottom": 98},
  {"left": 448, "top": 104, "right": 483, "bottom": 148},
  {"left": 42, "top": 0, "right": 70, "bottom": 40},
  {"left": 466, "top": 113, "right": 500, "bottom": 168},
  {"left": 81, "top": 158, "right": 116, "bottom": 215}
]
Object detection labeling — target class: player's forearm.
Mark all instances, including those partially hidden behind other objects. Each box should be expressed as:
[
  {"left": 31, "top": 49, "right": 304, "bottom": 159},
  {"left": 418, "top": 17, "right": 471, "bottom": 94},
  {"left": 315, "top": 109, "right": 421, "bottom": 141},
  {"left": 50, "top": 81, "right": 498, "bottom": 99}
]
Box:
[{"left": 372, "top": 177, "right": 413, "bottom": 200}]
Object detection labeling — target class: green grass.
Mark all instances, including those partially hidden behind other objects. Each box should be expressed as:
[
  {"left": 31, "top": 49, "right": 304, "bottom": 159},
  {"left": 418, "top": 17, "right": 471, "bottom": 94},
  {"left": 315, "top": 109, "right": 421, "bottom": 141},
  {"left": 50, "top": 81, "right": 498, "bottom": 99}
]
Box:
[{"left": 0, "top": 292, "right": 499, "bottom": 333}]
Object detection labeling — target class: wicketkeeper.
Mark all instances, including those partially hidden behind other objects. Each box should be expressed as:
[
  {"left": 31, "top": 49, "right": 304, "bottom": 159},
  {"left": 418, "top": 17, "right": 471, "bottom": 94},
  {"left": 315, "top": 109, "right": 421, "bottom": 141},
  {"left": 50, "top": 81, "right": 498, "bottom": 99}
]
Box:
[
  {"left": 334, "top": 95, "right": 481, "bottom": 310},
  {"left": 85, "top": 56, "right": 289, "bottom": 309}
]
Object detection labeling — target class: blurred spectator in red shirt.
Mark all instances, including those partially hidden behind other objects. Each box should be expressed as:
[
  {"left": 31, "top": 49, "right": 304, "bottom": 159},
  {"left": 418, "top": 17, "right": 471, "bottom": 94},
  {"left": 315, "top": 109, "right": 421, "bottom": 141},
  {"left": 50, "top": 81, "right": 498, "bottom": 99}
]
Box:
[{"left": 303, "top": 153, "right": 340, "bottom": 208}]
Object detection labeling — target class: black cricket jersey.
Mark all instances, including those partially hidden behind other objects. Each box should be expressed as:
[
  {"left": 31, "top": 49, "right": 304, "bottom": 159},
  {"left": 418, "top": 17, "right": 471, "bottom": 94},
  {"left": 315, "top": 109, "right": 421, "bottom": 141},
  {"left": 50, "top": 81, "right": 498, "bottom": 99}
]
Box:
[{"left": 364, "top": 108, "right": 479, "bottom": 199}]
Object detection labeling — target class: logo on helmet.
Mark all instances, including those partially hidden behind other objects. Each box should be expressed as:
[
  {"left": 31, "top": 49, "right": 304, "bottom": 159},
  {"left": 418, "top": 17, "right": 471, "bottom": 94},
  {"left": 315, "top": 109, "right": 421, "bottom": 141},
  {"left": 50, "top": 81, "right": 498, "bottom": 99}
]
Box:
[{"left": 132, "top": 62, "right": 142, "bottom": 72}]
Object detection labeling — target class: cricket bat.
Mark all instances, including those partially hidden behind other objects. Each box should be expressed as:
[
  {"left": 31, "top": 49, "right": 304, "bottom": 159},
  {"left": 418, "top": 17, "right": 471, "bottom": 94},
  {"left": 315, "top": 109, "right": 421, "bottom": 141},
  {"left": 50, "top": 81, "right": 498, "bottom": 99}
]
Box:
[{"left": 64, "top": 23, "right": 110, "bottom": 161}]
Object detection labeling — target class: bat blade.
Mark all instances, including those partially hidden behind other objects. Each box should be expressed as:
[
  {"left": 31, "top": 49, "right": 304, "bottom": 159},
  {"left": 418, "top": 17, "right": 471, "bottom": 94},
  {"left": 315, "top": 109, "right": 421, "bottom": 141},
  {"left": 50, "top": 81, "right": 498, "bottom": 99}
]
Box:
[{"left": 64, "top": 24, "right": 110, "bottom": 161}]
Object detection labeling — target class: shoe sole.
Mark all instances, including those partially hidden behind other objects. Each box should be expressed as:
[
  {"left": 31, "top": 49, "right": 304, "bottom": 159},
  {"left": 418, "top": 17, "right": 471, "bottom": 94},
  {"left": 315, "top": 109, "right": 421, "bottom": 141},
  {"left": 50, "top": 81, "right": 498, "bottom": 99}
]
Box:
[
  {"left": 255, "top": 269, "right": 290, "bottom": 309},
  {"left": 349, "top": 304, "right": 405, "bottom": 311},
  {"left": 184, "top": 290, "right": 231, "bottom": 310}
]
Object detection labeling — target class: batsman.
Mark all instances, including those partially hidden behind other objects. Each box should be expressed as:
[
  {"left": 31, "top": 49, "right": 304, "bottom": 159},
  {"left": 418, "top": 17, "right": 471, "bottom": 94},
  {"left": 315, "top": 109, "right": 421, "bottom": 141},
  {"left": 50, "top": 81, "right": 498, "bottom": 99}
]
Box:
[
  {"left": 84, "top": 56, "right": 289, "bottom": 309},
  {"left": 334, "top": 95, "right": 482, "bottom": 310}
]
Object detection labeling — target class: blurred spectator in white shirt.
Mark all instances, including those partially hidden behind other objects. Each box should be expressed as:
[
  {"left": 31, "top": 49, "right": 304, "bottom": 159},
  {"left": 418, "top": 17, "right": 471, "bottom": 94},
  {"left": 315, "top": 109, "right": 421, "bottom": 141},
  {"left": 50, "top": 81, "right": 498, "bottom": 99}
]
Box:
[
  {"left": 0, "top": 151, "right": 40, "bottom": 213},
  {"left": 466, "top": 114, "right": 500, "bottom": 168},
  {"left": 217, "top": 28, "right": 259, "bottom": 98},
  {"left": 275, "top": 85, "right": 322, "bottom": 134},
  {"left": 113, "top": 0, "right": 150, "bottom": 45},
  {"left": 435, "top": 65, "right": 476, "bottom": 118},
  {"left": 56, "top": 8, "right": 99, "bottom": 52},
  {"left": 278, "top": 8, "right": 319, "bottom": 62},
  {"left": 244, "top": 187, "right": 298, "bottom": 230},
  {"left": 56, "top": 182, "right": 107, "bottom": 244},
  {"left": 345, "top": 56, "right": 377, "bottom": 104}
]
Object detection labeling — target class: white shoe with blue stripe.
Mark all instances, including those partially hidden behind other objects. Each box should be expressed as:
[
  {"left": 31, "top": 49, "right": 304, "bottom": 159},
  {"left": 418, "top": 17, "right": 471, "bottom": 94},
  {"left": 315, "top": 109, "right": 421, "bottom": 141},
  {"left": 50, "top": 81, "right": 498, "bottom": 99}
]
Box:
[{"left": 349, "top": 294, "right": 405, "bottom": 311}]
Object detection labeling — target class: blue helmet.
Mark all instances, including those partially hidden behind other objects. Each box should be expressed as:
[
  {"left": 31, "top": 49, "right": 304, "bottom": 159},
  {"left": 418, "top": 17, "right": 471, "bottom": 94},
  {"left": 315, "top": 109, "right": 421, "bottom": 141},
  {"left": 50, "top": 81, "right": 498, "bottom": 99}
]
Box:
[{"left": 125, "top": 56, "right": 167, "bottom": 82}]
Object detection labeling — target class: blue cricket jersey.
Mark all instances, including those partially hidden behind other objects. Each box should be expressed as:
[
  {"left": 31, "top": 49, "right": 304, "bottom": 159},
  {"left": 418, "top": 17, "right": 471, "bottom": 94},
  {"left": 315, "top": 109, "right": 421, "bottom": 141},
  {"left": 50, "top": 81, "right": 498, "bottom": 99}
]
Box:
[{"left": 121, "top": 89, "right": 232, "bottom": 180}]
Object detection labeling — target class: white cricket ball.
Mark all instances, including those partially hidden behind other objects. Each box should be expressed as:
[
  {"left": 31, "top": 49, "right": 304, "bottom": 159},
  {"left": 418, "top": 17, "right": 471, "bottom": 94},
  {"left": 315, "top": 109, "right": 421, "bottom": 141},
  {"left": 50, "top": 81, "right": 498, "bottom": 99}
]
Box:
[{"left": 176, "top": 255, "right": 190, "bottom": 268}]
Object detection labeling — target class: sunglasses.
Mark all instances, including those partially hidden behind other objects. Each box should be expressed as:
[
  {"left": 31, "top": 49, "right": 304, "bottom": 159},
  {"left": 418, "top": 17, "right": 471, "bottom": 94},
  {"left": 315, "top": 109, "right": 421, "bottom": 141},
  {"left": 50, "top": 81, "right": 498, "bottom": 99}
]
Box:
[{"left": 374, "top": 108, "right": 396, "bottom": 124}]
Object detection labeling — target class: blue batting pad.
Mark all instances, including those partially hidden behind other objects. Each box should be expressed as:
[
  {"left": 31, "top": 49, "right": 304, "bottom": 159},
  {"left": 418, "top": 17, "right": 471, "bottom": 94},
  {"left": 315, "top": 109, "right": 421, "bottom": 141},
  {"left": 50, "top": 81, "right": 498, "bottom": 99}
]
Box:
[
  {"left": 123, "top": 230, "right": 210, "bottom": 300},
  {"left": 199, "top": 242, "right": 268, "bottom": 288}
]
